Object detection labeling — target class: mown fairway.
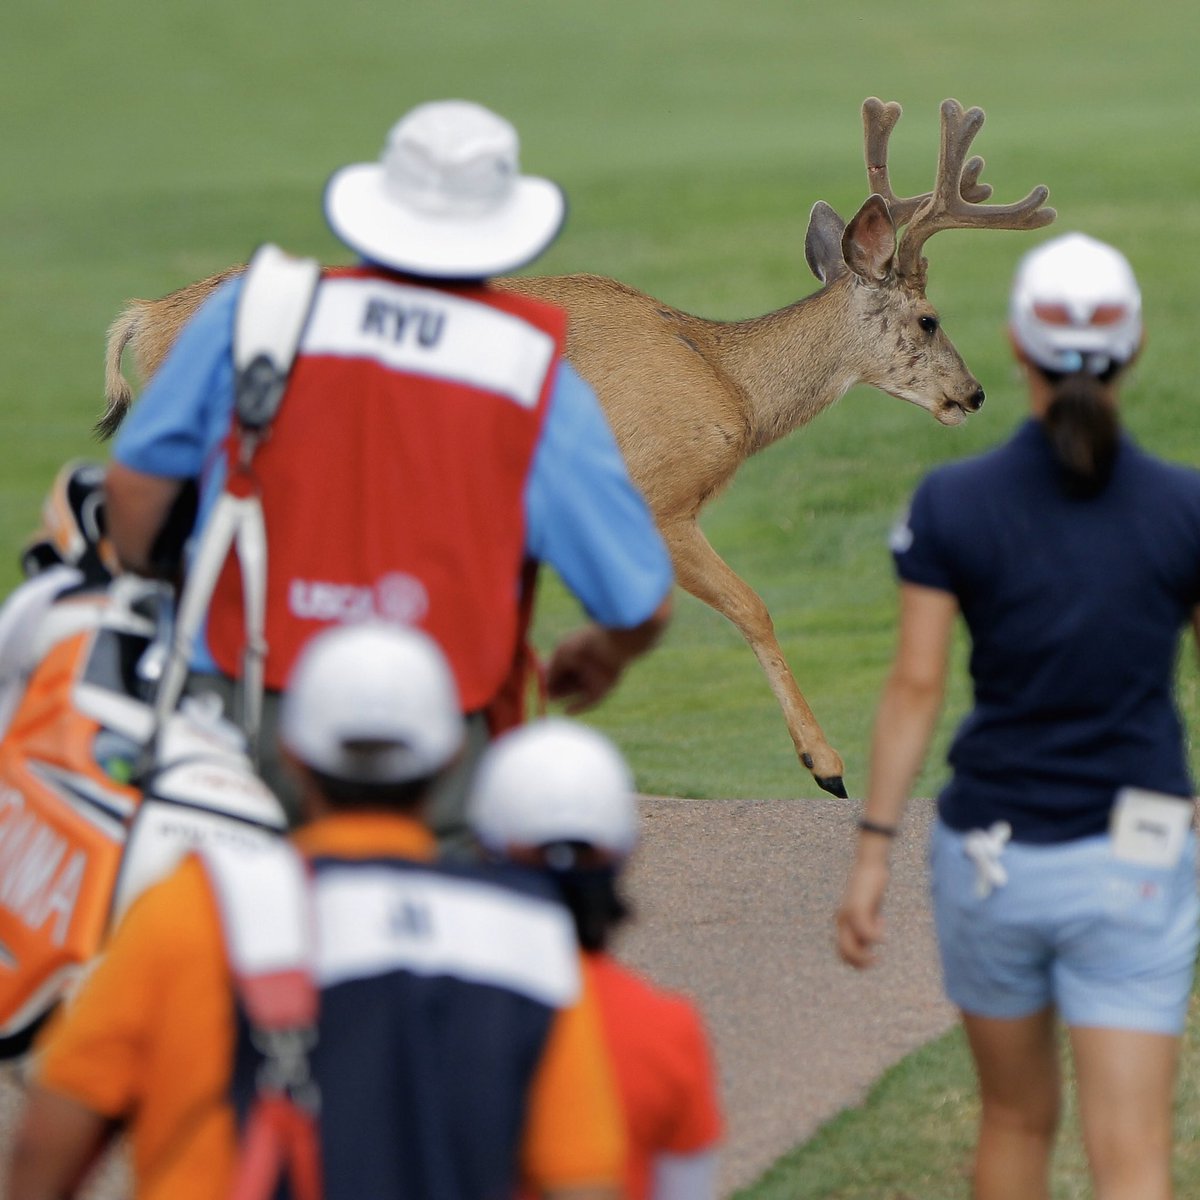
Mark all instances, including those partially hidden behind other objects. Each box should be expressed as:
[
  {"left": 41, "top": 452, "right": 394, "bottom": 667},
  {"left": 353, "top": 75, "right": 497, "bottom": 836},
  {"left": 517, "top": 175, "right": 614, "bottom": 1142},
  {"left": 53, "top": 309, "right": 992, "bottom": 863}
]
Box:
[
  {"left": 5, "top": 2, "right": 1200, "bottom": 1193},
  {"left": 5, "top": 0, "right": 1199, "bottom": 801}
]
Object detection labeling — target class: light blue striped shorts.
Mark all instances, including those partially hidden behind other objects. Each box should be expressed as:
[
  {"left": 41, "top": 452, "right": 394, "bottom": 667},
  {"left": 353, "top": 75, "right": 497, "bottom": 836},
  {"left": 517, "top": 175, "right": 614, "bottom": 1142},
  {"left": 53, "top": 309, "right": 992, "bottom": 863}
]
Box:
[{"left": 930, "top": 818, "right": 1199, "bottom": 1034}]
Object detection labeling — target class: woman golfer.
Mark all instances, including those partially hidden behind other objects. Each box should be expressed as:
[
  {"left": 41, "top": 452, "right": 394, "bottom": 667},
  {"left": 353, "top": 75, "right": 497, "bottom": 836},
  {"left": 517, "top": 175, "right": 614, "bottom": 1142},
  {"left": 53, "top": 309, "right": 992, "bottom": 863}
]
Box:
[{"left": 837, "top": 232, "right": 1200, "bottom": 1200}]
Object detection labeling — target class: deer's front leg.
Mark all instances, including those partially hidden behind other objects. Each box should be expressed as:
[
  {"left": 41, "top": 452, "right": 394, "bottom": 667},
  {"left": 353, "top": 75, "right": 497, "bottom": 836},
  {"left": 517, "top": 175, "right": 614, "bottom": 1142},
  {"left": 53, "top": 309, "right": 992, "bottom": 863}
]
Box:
[{"left": 663, "top": 519, "right": 847, "bottom": 798}]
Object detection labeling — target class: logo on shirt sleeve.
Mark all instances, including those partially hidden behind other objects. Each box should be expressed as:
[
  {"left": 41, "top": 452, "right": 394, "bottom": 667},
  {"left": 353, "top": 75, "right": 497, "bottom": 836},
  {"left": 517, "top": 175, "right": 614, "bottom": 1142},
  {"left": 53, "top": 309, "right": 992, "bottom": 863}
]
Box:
[{"left": 888, "top": 507, "right": 914, "bottom": 554}]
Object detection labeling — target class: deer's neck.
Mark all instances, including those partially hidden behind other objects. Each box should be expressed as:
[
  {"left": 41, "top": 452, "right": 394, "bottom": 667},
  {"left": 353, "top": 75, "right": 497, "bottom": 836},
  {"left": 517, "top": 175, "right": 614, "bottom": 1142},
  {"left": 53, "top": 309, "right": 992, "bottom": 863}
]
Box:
[{"left": 700, "top": 278, "right": 862, "bottom": 451}]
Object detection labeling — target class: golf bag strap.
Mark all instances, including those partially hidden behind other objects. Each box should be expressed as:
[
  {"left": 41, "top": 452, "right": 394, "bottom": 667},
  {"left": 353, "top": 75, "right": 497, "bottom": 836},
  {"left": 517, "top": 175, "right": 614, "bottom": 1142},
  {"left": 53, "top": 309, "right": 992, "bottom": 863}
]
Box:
[
  {"left": 201, "top": 841, "right": 323, "bottom": 1200},
  {"left": 150, "top": 246, "right": 318, "bottom": 757},
  {"left": 152, "top": 491, "right": 268, "bottom": 750},
  {"left": 234, "top": 244, "right": 322, "bottom": 433}
]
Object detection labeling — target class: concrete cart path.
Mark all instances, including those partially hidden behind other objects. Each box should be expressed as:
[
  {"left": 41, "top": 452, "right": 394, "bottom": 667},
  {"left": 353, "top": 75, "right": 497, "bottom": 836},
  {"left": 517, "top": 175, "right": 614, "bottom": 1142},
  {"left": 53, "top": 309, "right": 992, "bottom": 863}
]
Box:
[{"left": 617, "top": 796, "right": 954, "bottom": 1195}]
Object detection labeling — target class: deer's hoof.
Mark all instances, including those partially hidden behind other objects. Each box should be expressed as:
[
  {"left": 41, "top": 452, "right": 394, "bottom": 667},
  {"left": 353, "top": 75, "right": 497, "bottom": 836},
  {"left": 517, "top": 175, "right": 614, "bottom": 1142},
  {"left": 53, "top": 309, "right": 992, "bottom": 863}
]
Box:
[{"left": 815, "top": 774, "right": 848, "bottom": 799}]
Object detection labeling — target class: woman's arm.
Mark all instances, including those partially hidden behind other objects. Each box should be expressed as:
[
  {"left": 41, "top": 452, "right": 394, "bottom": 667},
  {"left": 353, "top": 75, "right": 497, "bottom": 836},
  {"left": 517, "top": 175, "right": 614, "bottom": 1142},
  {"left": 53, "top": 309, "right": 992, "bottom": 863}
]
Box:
[{"left": 836, "top": 583, "right": 958, "bottom": 968}]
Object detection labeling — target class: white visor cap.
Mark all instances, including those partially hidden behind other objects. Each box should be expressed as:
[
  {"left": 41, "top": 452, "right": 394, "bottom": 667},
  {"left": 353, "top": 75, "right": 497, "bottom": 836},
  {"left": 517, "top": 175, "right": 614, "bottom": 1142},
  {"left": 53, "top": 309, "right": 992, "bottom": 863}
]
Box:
[
  {"left": 468, "top": 718, "right": 638, "bottom": 859},
  {"left": 324, "top": 99, "right": 565, "bottom": 279},
  {"left": 280, "top": 623, "right": 463, "bottom": 783},
  {"left": 1009, "top": 232, "right": 1142, "bottom": 375}
]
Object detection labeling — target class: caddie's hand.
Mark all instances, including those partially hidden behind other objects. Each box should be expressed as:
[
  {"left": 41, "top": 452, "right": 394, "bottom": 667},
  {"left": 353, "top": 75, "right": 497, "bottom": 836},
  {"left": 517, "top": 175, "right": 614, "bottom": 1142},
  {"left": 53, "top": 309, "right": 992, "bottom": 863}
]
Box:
[
  {"left": 545, "top": 626, "right": 625, "bottom": 714},
  {"left": 835, "top": 857, "right": 890, "bottom": 969}
]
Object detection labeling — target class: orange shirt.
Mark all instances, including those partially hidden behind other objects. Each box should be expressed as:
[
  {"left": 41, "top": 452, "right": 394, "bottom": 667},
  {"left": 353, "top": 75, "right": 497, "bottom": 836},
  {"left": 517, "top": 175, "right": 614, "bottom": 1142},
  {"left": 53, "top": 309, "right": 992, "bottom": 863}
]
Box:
[
  {"left": 32, "top": 813, "right": 624, "bottom": 1200},
  {"left": 585, "top": 952, "right": 722, "bottom": 1200}
]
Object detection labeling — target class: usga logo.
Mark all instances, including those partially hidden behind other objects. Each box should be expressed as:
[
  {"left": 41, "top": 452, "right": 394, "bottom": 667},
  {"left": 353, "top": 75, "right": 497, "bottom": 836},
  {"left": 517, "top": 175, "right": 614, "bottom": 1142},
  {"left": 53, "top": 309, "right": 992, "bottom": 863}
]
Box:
[{"left": 288, "top": 573, "right": 430, "bottom": 625}]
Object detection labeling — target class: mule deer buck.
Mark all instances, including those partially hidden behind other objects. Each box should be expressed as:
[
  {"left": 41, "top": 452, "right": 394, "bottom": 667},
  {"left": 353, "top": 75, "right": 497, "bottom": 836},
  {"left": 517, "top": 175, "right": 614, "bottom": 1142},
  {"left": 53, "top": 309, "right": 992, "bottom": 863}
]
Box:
[{"left": 99, "top": 97, "right": 1054, "bottom": 800}]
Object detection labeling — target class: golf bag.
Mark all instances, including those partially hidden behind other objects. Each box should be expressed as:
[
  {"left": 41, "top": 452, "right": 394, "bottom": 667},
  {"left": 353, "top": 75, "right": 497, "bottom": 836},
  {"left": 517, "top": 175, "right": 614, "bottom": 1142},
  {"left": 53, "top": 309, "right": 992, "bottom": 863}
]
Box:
[{"left": 0, "top": 570, "right": 287, "bottom": 1058}]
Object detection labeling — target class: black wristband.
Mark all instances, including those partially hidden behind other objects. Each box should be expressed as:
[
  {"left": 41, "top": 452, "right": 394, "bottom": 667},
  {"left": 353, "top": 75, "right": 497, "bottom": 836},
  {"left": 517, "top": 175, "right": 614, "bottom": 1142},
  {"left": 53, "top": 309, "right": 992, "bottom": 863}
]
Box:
[{"left": 858, "top": 818, "right": 898, "bottom": 838}]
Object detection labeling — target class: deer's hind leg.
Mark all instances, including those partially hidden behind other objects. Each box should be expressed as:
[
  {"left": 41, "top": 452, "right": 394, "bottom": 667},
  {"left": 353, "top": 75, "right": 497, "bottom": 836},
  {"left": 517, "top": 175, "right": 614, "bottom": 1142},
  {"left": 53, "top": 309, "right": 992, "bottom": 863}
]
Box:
[{"left": 662, "top": 518, "right": 847, "bottom": 798}]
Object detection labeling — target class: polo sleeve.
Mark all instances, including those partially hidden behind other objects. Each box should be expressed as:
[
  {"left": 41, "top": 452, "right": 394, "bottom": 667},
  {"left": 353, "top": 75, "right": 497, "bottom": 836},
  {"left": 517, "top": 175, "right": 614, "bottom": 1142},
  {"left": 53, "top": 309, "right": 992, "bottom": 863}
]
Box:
[
  {"left": 520, "top": 963, "right": 625, "bottom": 1190},
  {"left": 112, "top": 277, "right": 242, "bottom": 480},
  {"left": 889, "top": 474, "right": 957, "bottom": 595},
  {"left": 30, "top": 860, "right": 221, "bottom": 1119},
  {"left": 524, "top": 362, "right": 673, "bottom": 628}
]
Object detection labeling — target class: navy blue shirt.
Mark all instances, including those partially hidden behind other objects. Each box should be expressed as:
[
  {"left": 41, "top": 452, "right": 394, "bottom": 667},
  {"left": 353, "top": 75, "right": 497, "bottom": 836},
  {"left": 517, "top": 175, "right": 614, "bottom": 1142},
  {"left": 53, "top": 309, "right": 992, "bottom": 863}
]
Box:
[
  {"left": 893, "top": 418, "right": 1200, "bottom": 843},
  {"left": 226, "top": 857, "right": 580, "bottom": 1200}
]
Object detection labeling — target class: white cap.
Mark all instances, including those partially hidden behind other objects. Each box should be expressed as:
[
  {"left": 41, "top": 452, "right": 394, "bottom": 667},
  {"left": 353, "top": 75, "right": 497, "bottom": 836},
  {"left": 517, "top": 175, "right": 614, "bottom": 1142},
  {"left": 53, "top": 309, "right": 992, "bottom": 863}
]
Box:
[
  {"left": 279, "top": 623, "right": 463, "bottom": 783},
  {"left": 324, "top": 100, "right": 566, "bottom": 279},
  {"left": 1009, "top": 232, "right": 1142, "bottom": 375},
  {"left": 468, "top": 718, "right": 639, "bottom": 858}
]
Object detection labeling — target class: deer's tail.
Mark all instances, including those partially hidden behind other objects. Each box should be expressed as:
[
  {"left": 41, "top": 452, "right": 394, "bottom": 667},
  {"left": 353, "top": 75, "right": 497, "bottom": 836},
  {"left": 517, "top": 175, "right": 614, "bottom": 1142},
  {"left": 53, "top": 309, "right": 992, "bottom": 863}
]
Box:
[{"left": 97, "top": 304, "right": 142, "bottom": 440}]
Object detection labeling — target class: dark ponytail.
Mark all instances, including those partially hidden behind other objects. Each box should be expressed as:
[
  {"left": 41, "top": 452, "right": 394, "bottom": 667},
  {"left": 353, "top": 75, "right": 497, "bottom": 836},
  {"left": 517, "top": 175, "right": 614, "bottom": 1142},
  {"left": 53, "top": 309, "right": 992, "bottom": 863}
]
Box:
[{"left": 1037, "top": 363, "right": 1123, "bottom": 498}]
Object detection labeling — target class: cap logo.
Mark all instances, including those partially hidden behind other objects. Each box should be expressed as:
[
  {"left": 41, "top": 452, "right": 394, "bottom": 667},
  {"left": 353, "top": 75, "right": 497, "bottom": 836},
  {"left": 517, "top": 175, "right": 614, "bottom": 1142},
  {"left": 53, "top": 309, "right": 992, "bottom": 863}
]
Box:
[{"left": 1032, "top": 301, "right": 1129, "bottom": 328}]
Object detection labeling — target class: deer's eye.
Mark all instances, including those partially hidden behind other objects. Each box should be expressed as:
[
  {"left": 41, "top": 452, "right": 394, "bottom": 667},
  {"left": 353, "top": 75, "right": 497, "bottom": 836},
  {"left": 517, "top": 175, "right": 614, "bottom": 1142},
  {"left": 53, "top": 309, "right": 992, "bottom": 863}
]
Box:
[{"left": 918, "top": 315, "right": 939, "bottom": 335}]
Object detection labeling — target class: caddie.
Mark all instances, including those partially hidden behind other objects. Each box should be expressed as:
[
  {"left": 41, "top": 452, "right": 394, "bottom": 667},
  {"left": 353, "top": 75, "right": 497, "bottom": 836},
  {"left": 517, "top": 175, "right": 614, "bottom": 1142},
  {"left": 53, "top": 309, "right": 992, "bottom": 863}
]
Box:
[{"left": 103, "top": 99, "right": 673, "bottom": 847}]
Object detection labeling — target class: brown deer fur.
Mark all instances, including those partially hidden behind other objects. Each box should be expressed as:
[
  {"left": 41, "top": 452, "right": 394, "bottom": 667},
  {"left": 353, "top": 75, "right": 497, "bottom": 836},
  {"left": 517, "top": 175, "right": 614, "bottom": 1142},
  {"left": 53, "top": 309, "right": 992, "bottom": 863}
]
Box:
[{"left": 97, "top": 99, "right": 1054, "bottom": 798}]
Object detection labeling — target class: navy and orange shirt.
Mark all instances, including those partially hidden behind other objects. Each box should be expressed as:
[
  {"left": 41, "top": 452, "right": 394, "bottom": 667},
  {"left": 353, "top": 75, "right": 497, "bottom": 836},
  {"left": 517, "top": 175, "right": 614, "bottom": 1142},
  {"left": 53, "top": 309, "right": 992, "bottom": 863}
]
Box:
[{"left": 32, "top": 813, "right": 624, "bottom": 1200}]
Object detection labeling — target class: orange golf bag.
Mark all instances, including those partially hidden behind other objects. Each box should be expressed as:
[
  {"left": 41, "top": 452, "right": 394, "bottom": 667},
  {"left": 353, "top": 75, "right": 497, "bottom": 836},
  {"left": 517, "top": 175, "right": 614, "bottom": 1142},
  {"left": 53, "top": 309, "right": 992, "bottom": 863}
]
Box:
[{"left": 0, "top": 572, "right": 287, "bottom": 1057}]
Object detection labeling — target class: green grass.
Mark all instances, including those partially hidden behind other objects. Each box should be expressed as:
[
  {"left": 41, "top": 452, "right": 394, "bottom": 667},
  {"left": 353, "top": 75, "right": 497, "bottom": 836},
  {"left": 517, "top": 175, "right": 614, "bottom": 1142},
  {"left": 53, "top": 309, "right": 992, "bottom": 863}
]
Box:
[
  {"left": 6, "top": 1, "right": 1200, "bottom": 1193},
  {"left": 736, "top": 994, "right": 1200, "bottom": 1199}
]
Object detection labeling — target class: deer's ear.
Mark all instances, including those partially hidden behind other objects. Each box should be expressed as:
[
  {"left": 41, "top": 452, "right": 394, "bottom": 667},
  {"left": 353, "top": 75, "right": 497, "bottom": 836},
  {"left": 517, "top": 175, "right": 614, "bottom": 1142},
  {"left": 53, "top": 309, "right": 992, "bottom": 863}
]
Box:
[
  {"left": 805, "top": 201, "right": 848, "bottom": 284},
  {"left": 841, "top": 194, "right": 896, "bottom": 283}
]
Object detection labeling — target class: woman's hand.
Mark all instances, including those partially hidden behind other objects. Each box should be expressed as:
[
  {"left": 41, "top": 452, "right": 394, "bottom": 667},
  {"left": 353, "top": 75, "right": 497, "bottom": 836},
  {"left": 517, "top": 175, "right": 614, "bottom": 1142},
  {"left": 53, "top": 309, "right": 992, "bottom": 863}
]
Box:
[
  {"left": 834, "top": 584, "right": 956, "bottom": 969},
  {"left": 836, "top": 853, "right": 891, "bottom": 969}
]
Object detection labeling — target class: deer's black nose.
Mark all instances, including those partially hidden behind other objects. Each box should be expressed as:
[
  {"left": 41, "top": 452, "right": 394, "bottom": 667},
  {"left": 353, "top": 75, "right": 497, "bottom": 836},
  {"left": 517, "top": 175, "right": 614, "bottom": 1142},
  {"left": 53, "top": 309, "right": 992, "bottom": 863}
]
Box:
[{"left": 968, "top": 387, "right": 985, "bottom": 411}]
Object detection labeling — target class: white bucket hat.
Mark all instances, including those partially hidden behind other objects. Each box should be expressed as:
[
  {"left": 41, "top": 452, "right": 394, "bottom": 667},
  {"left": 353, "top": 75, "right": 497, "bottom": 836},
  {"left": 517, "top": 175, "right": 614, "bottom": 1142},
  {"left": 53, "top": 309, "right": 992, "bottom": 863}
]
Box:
[
  {"left": 468, "top": 718, "right": 639, "bottom": 858},
  {"left": 324, "top": 100, "right": 566, "bottom": 279},
  {"left": 1009, "top": 232, "right": 1142, "bottom": 376},
  {"left": 280, "top": 623, "right": 463, "bottom": 783}
]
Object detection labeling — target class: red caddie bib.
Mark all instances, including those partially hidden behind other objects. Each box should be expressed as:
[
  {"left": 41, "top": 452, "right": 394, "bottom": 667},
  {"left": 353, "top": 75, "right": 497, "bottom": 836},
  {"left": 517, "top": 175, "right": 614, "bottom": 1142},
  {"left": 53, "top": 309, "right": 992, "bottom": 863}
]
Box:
[{"left": 207, "top": 271, "right": 566, "bottom": 711}]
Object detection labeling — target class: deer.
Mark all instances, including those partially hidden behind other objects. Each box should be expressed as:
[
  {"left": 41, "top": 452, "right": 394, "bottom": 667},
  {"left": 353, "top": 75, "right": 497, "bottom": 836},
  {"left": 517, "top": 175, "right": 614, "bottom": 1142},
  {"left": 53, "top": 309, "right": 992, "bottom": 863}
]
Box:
[{"left": 97, "top": 97, "right": 1054, "bottom": 801}]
